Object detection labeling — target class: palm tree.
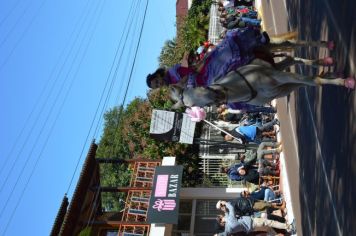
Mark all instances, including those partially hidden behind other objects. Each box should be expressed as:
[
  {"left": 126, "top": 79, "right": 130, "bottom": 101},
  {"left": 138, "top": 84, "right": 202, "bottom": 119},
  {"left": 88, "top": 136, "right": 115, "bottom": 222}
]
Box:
[{"left": 159, "top": 38, "right": 184, "bottom": 67}]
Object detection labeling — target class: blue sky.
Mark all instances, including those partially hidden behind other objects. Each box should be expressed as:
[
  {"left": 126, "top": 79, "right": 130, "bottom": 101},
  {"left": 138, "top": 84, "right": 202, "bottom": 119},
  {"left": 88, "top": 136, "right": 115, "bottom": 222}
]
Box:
[{"left": 0, "top": 0, "right": 176, "bottom": 235}]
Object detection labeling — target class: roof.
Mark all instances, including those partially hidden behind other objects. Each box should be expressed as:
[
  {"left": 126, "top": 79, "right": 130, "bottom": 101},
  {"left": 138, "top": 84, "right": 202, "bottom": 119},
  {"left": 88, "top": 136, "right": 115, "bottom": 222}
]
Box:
[
  {"left": 50, "top": 195, "right": 69, "bottom": 236},
  {"left": 52, "top": 141, "right": 100, "bottom": 236}
]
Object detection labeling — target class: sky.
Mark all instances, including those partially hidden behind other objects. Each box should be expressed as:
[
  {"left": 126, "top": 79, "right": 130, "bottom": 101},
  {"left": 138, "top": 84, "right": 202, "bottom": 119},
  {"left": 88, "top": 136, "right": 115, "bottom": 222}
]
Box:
[{"left": 0, "top": 0, "right": 176, "bottom": 235}]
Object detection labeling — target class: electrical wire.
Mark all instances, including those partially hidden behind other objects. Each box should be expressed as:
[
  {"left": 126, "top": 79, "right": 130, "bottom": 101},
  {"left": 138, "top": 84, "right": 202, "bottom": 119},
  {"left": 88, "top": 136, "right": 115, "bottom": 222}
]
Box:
[
  {"left": 92, "top": 0, "right": 141, "bottom": 139},
  {"left": 0, "top": 0, "right": 107, "bottom": 234},
  {"left": 66, "top": 0, "right": 139, "bottom": 194},
  {"left": 0, "top": 0, "right": 48, "bottom": 72},
  {"left": 0, "top": 0, "right": 93, "bottom": 183},
  {"left": 0, "top": 0, "right": 104, "bottom": 218},
  {"left": 0, "top": 0, "right": 33, "bottom": 49},
  {"left": 86, "top": 0, "right": 151, "bottom": 230},
  {"left": 0, "top": 0, "right": 23, "bottom": 29},
  {"left": 0, "top": 0, "right": 97, "bottom": 195},
  {"left": 112, "top": 0, "right": 150, "bottom": 155},
  {"left": 85, "top": 0, "right": 144, "bottom": 228}
]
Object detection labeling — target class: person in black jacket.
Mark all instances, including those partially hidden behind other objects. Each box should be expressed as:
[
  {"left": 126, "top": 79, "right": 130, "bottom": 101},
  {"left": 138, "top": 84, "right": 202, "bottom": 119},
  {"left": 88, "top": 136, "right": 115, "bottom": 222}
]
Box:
[{"left": 235, "top": 163, "right": 260, "bottom": 185}]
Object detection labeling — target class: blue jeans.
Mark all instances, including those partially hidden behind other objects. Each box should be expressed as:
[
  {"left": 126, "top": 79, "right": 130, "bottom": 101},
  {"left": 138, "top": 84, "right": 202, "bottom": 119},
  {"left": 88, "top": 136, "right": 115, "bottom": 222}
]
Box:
[
  {"left": 264, "top": 188, "right": 276, "bottom": 201},
  {"left": 245, "top": 107, "right": 276, "bottom": 114},
  {"left": 241, "top": 17, "right": 261, "bottom": 27}
]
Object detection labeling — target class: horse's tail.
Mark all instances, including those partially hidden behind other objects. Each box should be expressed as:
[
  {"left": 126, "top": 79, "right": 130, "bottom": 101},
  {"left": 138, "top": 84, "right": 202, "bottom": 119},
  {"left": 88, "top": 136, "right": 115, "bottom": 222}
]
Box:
[{"left": 270, "top": 31, "right": 298, "bottom": 43}]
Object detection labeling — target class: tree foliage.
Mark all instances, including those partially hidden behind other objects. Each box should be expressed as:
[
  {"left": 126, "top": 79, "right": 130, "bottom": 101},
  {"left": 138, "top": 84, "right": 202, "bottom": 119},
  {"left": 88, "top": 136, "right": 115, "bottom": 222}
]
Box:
[
  {"left": 182, "top": 11, "right": 210, "bottom": 52},
  {"left": 97, "top": 93, "right": 191, "bottom": 211},
  {"left": 159, "top": 38, "right": 185, "bottom": 68},
  {"left": 158, "top": 0, "right": 212, "bottom": 67}
]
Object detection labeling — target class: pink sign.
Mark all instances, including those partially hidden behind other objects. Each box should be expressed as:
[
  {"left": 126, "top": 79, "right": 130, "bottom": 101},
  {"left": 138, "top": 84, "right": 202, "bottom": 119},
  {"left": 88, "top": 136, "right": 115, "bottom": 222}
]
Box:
[
  {"left": 152, "top": 199, "right": 176, "bottom": 211},
  {"left": 154, "top": 175, "right": 168, "bottom": 197}
]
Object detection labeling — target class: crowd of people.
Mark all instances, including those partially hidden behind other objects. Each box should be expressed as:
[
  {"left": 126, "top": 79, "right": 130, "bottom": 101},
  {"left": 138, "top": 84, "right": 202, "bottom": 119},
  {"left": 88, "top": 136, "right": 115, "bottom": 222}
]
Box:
[
  {"left": 215, "top": 100, "right": 291, "bottom": 235},
  {"left": 214, "top": 199, "right": 296, "bottom": 235},
  {"left": 218, "top": 0, "right": 261, "bottom": 32}
]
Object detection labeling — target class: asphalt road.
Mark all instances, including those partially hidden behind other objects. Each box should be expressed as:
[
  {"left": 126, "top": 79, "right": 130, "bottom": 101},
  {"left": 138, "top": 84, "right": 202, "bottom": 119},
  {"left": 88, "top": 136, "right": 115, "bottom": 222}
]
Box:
[{"left": 261, "top": 0, "right": 356, "bottom": 235}]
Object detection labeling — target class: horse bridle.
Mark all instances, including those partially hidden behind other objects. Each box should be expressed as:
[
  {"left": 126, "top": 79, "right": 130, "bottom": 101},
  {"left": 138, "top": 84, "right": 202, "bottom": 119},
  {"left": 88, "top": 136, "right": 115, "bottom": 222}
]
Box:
[{"left": 211, "top": 71, "right": 258, "bottom": 104}]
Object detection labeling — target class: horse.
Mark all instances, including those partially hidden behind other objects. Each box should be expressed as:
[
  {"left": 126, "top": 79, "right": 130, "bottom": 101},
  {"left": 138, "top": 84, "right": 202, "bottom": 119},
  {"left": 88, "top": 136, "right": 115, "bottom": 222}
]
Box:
[{"left": 170, "top": 58, "right": 354, "bottom": 109}]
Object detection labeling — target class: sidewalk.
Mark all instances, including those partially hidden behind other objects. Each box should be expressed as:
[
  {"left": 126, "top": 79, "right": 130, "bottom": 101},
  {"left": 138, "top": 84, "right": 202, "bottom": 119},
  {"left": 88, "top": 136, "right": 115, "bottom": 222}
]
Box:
[{"left": 255, "top": 0, "right": 302, "bottom": 234}]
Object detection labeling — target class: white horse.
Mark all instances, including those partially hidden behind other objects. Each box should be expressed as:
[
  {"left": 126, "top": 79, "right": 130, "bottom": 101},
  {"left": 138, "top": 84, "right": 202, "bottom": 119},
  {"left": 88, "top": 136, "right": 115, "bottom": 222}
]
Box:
[{"left": 170, "top": 58, "right": 354, "bottom": 108}]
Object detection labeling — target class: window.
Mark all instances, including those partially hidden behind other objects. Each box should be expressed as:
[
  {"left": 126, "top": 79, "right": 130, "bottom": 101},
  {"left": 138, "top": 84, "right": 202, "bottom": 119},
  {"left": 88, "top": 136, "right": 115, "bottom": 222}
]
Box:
[
  {"left": 172, "top": 200, "right": 193, "bottom": 235},
  {"left": 194, "top": 200, "right": 221, "bottom": 235},
  {"left": 172, "top": 198, "right": 232, "bottom": 236}
]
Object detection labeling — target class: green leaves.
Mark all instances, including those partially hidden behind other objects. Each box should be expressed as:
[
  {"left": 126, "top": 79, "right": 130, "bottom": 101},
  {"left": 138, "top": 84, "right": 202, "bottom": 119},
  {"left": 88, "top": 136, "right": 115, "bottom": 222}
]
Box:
[
  {"left": 97, "top": 96, "right": 190, "bottom": 211},
  {"left": 158, "top": 0, "right": 212, "bottom": 67},
  {"left": 159, "top": 38, "right": 184, "bottom": 68}
]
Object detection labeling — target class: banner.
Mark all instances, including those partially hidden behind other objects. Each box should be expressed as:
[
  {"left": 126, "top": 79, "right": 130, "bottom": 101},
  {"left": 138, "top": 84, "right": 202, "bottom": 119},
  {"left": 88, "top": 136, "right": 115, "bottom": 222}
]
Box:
[
  {"left": 147, "top": 166, "right": 183, "bottom": 224},
  {"left": 149, "top": 109, "right": 196, "bottom": 144}
]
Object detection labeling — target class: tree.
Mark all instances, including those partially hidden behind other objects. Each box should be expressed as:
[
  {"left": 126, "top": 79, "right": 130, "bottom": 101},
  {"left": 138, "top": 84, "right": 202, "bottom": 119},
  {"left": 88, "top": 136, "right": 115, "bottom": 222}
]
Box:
[
  {"left": 159, "top": 38, "right": 183, "bottom": 67},
  {"left": 96, "top": 95, "right": 189, "bottom": 211},
  {"left": 158, "top": 0, "right": 212, "bottom": 66}
]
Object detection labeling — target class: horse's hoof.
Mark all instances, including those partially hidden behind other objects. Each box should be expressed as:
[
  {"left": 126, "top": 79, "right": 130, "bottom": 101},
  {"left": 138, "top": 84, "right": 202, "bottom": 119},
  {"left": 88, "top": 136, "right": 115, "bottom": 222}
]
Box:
[
  {"left": 327, "top": 41, "right": 335, "bottom": 50},
  {"left": 323, "top": 57, "right": 334, "bottom": 65},
  {"left": 344, "top": 77, "right": 355, "bottom": 90}
]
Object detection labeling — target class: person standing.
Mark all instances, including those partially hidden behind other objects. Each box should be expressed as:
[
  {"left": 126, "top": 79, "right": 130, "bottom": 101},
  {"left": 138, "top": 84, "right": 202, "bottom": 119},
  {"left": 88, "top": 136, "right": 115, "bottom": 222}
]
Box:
[{"left": 222, "top": 119, "right": 280, "bottom": 143}]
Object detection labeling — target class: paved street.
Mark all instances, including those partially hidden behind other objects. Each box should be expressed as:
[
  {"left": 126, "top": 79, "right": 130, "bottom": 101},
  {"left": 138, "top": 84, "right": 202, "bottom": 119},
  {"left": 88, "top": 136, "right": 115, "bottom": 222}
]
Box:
[{"left": 260, "top": 0, "right": 356, "bottom": 235}]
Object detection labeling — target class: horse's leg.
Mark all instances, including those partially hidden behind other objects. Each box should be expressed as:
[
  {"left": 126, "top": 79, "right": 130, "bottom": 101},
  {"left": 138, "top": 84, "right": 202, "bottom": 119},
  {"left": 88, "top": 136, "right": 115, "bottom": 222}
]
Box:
[
  {"left": 274, "top": 56, "right": 299, "bottom": 71},
  {"left": 267, "top": 39, "right": 334, "bottom": 51},
  {"left": 271, "top": 70, "right": 345, "bottom": 87},
  {"left": 273, "top": 77, "right": 345, "bottom": 100},
  {"left": 292, "top": 56, "right": 334, "bottom": 67},
  {"left": 274, "top": 55, "right": 334, "bottom": 71},
  {"left": 291, "top": 73, "right": 345, "bottom": 87},
  {"left": 272, "top": 53, "right": 288, "bottom": 58},
  {"left": 314, "top": 76, "right": 345, "bottom": 86}
]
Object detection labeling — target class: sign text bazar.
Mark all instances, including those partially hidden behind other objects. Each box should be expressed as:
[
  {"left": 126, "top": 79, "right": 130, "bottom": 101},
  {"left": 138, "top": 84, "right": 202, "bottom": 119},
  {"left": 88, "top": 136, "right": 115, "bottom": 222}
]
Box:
[{"left": 147, "top": 166, "right": 183, "bottom": 224}]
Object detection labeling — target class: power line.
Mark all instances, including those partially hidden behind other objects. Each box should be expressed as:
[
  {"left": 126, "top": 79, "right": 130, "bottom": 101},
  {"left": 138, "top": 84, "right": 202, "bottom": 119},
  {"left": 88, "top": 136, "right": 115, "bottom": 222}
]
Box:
[
  {"left": 66, "top": 0, "right": 139, "bottom": 194},
  {"left": 0, "top": 0, "right": 23, "bottom": 29},
  {"left": 93, "top": 0, "right": 142, "bottom": 139},
  {"left": 0, "top": 0, "right": 35, "bottom": 49},
  {"left": 0, "top": 0, "right": 93, "bottom": 181},
  {"left": 70, "top": 2, "right": 144, "bottom": 226},
  {"left": 112, "top": 0, "right": 150, "bottom": 154},
  {"left": 0, "top": 0, "right": 97, "bottom": 195},
  {"left": 0, "top": 0, "right": 108, "bottom": 233},
  {"left": 0, "top": 0, "right": 48, "bottom": 72},
  {"left": 86, "top": 0, "right": 150, "bottom": 229},
  {"left": 111, "top": 5, "right": 143, "bottom": 111},
  {"left": 0, "top": 0, "right": 104, "bottom": 218}
]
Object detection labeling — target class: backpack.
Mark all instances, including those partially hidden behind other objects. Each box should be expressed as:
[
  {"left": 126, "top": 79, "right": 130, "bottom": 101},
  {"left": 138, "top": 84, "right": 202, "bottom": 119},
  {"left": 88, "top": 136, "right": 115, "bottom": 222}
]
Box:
[{"left": 232, "top": 197, "right": 255, "bottom": 216}]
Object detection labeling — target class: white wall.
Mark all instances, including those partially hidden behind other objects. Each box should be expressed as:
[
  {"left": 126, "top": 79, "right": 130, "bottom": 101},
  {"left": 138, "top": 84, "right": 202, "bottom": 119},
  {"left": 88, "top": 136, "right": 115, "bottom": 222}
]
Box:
[{"left": 180, "top": 187, "right": 244, "bottom": 199}]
